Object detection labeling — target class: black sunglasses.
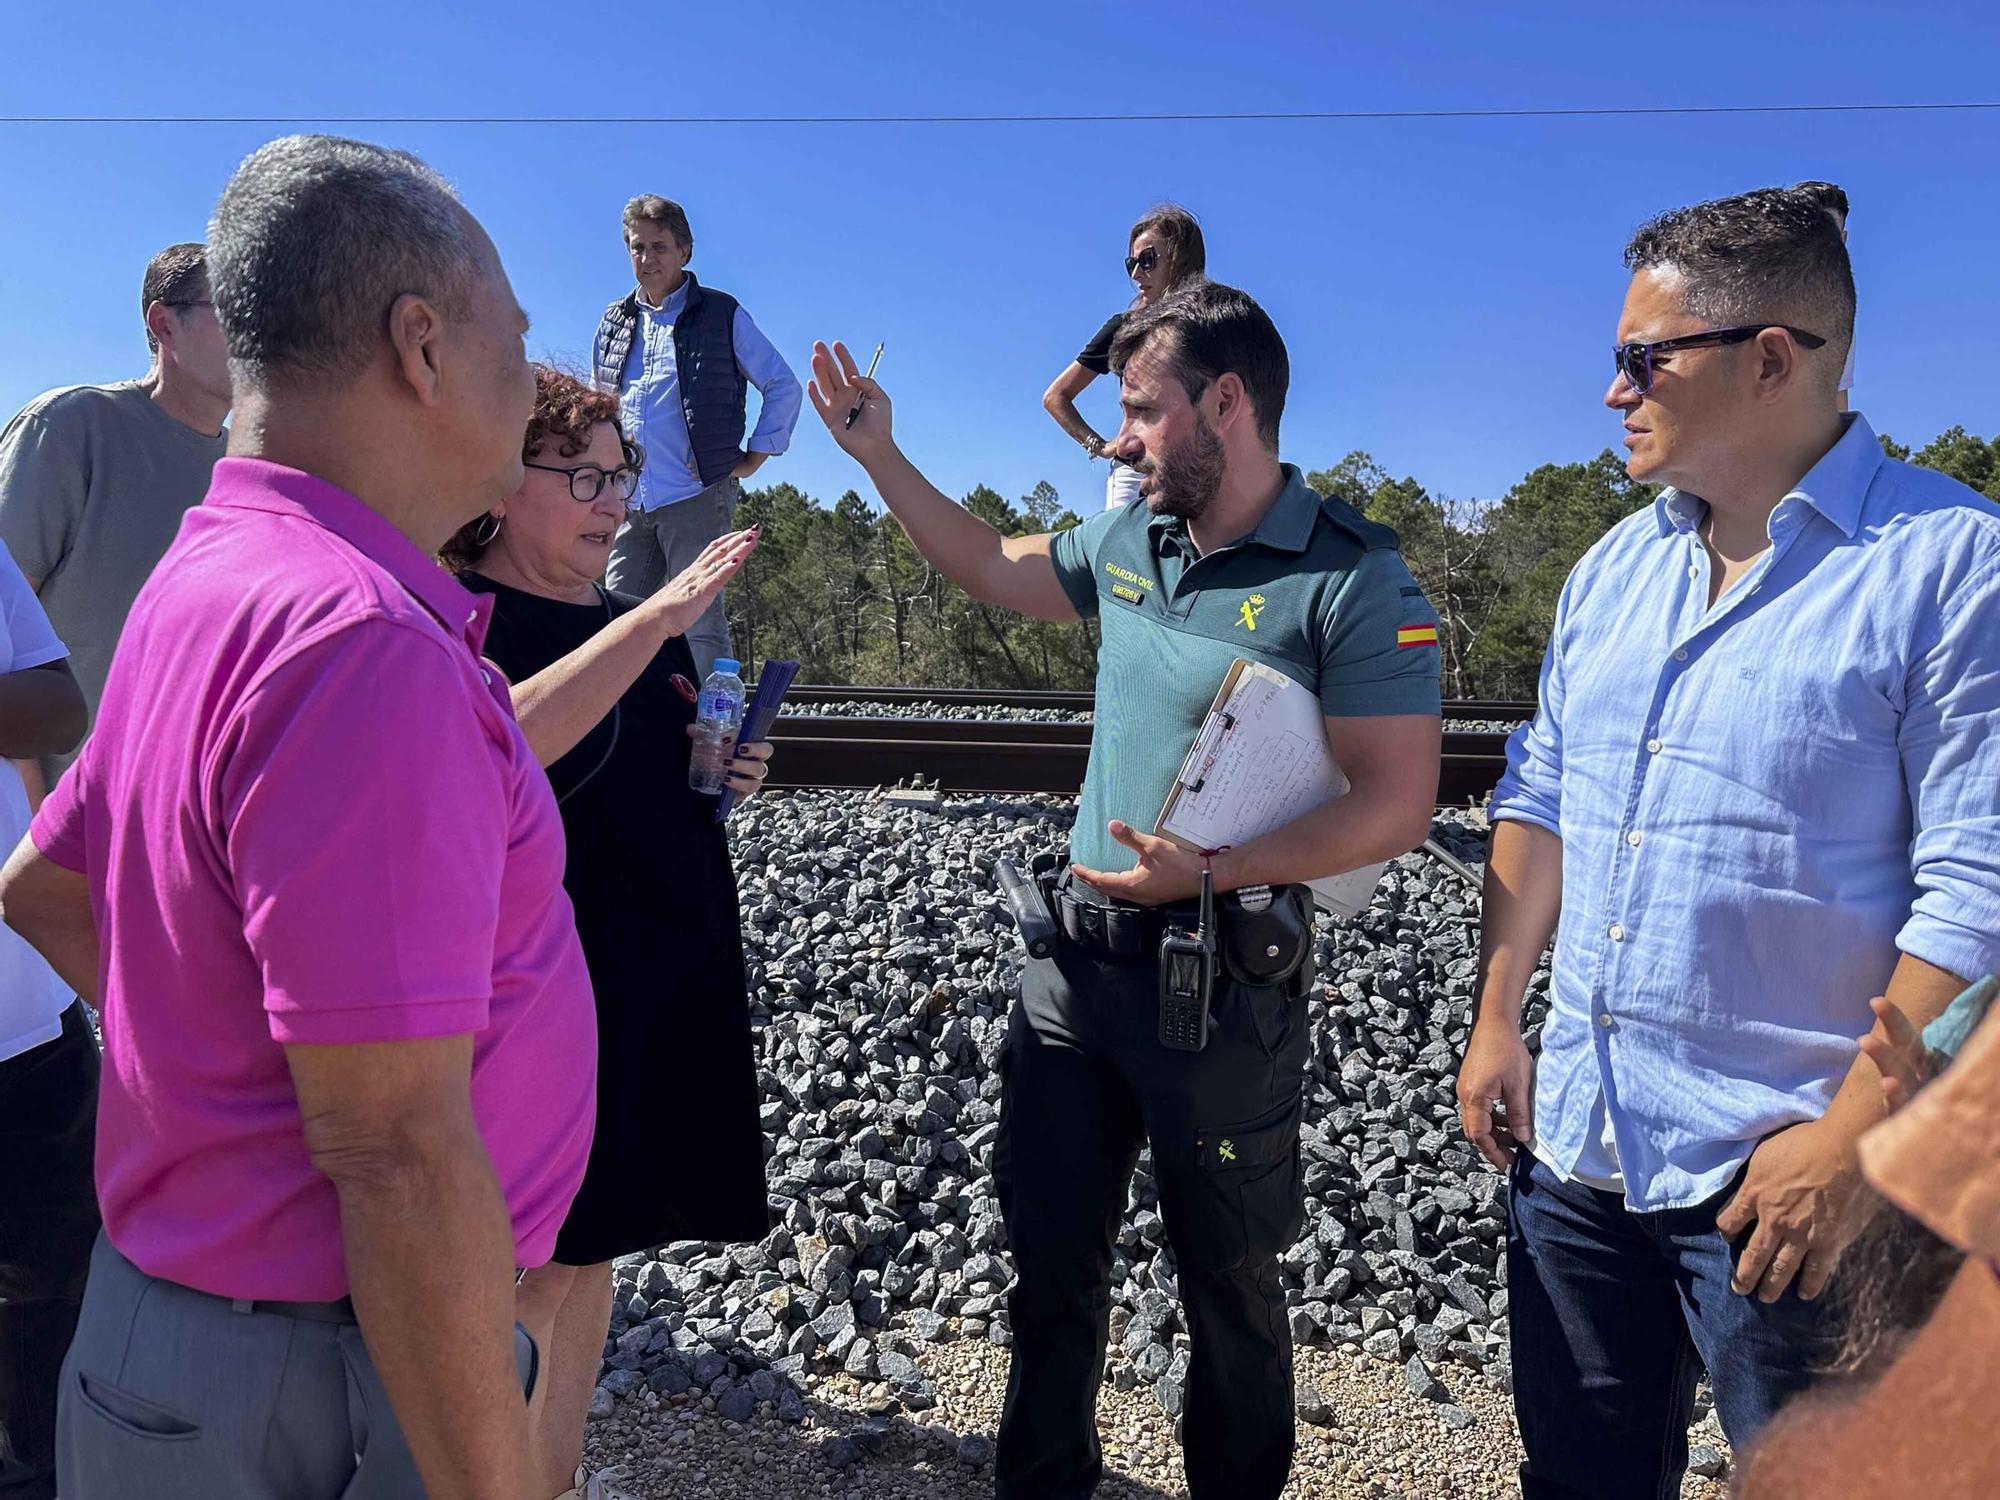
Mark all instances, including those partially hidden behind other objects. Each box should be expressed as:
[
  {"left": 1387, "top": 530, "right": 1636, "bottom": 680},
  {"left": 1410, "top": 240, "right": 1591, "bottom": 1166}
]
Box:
[
  {"left": 1614, "top": 324, "right": 1827, "bottom": 396},
  {"left": 1124, "top": 246, "right": 1160, "bottom": 277},
  {"left": 524, "top": 445, "right": 643, "bottom": 505}
]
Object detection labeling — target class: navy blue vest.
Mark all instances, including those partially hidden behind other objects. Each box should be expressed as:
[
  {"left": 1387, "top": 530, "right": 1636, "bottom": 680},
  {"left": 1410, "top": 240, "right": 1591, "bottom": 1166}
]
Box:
[{"left": 593, "top": 274, "right": 748, "bottom": 488}]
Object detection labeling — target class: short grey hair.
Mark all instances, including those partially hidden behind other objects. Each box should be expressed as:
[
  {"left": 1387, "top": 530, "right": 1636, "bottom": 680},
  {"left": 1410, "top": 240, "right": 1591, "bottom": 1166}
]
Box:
[
  {"left": 1624, "top": 188, "right": 1855, "bottom": 392},
  {"left": 208, "top": 135, "right": 485, "bottom": 392}
]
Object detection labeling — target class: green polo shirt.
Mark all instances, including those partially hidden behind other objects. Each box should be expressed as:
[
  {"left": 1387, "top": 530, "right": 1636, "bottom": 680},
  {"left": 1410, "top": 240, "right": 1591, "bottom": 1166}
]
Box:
[{"left": 1049, "top": 464, "right": 1442, "bottom": 873}]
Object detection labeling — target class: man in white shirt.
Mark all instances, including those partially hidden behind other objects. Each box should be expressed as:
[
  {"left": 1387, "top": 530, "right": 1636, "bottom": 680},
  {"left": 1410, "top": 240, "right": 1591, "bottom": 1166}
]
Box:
[{"left": 0, "top": 541, "right": 87, "bottom": 1500}]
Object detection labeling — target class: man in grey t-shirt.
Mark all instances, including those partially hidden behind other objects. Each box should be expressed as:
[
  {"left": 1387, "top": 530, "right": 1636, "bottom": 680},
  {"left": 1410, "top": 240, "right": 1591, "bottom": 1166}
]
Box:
[{"left": 0, "top": 242, "right": 231, "bottom": 791}]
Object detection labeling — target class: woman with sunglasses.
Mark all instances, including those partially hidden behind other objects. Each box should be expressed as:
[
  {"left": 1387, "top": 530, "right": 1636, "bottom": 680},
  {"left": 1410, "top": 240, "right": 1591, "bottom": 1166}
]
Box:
[
  {"left": 442, "top": 365, "right": 772, "bottom": 1500},
  {"left": 1042, "top": 204, "right": 1207, "bottom": 509}
]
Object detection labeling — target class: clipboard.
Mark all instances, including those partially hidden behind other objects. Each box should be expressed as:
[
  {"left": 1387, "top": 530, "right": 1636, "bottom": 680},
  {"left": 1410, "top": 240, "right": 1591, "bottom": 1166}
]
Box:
[{"left": 1153, "top": 659, "right": 1387, "bottom": 919}]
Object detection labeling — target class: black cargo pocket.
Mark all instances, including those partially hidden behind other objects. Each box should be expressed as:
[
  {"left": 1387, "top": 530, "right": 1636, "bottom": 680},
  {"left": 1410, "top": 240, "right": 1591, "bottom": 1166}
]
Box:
[
  {"left": 73, "top": 1370, "right": 200, "bottom": 1440},
  {"left": 1239, "top": 981, "right": 1303, "bottom": 1061},
  {"left": 1172, "top": 1097, "right": 1305, "bottom": 1273}
]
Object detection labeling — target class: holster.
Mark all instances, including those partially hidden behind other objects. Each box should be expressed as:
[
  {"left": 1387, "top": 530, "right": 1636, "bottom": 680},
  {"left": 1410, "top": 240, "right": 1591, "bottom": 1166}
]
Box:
[{"left": 1216, "top": 883, "right": 1315, "bottom": 991}]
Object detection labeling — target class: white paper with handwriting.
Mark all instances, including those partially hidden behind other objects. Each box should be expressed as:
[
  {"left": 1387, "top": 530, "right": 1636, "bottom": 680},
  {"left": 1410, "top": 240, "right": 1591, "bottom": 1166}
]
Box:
[{"left": 1155, "top": 660, "right": 1385, "bottom": 919}]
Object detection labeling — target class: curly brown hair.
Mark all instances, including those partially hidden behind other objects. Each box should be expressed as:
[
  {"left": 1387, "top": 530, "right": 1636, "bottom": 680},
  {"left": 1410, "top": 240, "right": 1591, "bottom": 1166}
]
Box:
[{"left": 441, "top": 363, "right": 640, "bottom": 572}]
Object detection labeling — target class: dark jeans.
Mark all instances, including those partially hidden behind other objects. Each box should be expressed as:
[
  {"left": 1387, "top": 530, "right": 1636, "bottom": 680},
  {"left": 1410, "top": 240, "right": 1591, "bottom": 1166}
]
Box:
[
  {"left": 0, "top": 1001, "right": 100, "bottom": 1500},
  {"left": 991, "top": 928, "right": 1310, "bottom": 1500},
  {"left": 1508, "top": 1153, "right": 1841, "bottom": 1500}
]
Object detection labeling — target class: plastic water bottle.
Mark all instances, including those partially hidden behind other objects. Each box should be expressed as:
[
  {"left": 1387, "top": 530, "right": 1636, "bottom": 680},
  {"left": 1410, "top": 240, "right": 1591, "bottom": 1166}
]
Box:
[{"left": 687, "top": 658, "right": 746, "bottom": 794}]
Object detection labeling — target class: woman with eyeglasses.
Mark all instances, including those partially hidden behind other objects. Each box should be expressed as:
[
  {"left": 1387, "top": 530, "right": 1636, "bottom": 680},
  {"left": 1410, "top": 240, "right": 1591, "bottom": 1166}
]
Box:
[
  {"left": 441, "top": 364, "right": 772, "bottom": 1500},
  {"left": 1042, "top": 204, "right": 1207, "bottom": 510}
]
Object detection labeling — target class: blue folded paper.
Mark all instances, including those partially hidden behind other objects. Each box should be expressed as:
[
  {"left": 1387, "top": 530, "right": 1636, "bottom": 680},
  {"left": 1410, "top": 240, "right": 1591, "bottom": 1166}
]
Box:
[{"left": 714, "top": 659, "right": 800, "bottom": 821}]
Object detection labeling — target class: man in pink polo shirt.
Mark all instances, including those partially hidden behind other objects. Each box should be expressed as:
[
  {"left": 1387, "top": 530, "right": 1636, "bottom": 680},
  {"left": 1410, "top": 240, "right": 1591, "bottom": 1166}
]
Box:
[{"left": 0, "top": 136, "right": 595, "bottom": 1500}]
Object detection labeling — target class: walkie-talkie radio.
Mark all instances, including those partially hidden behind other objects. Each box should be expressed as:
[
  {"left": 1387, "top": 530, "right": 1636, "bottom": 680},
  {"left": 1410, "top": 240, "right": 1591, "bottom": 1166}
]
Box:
[{"left": 1158, "top": 866, "right": 1217, "bottom": 1051}]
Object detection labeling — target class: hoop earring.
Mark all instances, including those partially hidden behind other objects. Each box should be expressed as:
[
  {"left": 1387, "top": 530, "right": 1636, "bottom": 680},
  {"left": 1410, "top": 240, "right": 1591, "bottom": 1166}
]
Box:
[{"left": 472, "top": 513, "right": 502, "bottom": 546}]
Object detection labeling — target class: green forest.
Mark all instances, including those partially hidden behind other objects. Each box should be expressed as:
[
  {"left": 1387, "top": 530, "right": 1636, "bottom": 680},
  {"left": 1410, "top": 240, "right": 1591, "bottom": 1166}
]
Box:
[{"left": 730, "top": 427, "right": 2000, "bottom": 700}]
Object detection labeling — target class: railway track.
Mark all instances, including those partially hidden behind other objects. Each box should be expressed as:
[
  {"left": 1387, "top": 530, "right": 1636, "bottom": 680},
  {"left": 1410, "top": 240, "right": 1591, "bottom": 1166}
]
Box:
[
  {"left": 763, "top": 693, "right": 1528, "bottom": 804},
  {"left": 780, "top": 683, "right": 1538, "bottom": 725}
]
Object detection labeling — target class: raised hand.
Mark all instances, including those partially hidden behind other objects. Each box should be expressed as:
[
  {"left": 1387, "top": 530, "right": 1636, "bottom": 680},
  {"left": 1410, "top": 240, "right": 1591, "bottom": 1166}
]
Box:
[
  {"left": 807, "top": 341, "right": 895, "bottom": 462},
  {"left": 642, "top": 527, "right": 760, "bottom": 639}
]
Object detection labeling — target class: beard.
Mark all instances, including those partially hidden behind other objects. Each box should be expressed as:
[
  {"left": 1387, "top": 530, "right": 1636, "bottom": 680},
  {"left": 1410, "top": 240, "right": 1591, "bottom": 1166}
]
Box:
[{"left": 1140, "top": 415, "right": 1226, "bottom": 521}]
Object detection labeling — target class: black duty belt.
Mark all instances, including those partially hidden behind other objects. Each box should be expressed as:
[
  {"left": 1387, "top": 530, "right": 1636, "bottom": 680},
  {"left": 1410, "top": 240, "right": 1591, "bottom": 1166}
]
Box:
[
  {"left": 1054, "top": 874, "right": 1199, "bottom": 964},
  {"left": 1050, "top": 870, "right": 1318, "bottom": 996}
]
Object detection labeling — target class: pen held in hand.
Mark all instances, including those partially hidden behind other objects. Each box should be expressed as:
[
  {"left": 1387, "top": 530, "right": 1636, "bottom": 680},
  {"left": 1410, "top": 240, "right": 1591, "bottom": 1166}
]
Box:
[{"left": 844, "top": 342, "right": 884, "bottom": 428}]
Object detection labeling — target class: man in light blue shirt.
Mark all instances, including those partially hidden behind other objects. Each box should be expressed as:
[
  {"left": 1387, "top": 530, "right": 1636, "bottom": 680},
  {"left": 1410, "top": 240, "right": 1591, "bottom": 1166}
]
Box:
[
  {"left": 592, "top": 195, "right": 801, "bottom": 676},
  {"left": 1457, "top": 187, "right": 2000, "bottom": 1500}
]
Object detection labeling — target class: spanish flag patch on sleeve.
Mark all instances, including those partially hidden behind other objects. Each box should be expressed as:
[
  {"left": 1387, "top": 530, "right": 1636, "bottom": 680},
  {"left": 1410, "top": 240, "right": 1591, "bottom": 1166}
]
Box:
[{"left": 1397, "top": 623, "right": 1439, "bottom": 650}]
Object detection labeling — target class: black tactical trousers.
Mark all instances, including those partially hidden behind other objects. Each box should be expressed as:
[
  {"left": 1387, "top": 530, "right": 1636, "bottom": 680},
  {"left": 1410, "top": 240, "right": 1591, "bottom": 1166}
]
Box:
[{"left": 991, "top": 925, "right": 1311, "bottom": 1500}]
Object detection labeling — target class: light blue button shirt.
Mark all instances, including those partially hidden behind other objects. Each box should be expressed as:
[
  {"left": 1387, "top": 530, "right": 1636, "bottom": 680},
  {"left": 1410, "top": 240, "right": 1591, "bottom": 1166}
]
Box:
[
  {"left": 618, "top": 281, "right": 803, "bottom": 511},
  {"left": 1493, "top": 414, "right": 2000, "bottom": 1210}
]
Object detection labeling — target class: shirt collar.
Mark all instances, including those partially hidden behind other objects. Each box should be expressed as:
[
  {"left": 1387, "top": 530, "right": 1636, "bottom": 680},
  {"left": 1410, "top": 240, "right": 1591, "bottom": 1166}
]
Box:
[
  {"left": 1148, "top": 463, "right": 1321, "bottom": 556},
  {"left": 1653, "top": 413, "right": 1883, "bottom": 541},
  {"left": 205, "top": 457, "right": 492, "bottom": 652},
  {"left": 634, "top": 275, "right": 694, "bottom": 317}
]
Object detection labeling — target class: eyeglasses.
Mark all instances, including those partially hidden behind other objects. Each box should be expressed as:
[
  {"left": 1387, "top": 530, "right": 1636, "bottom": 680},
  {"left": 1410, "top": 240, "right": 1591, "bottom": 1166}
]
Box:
[
  {"left": 524, "top": 453, "right": 642, "bottom": 505},
  {"left": 1613, "top": 324, "right": 1827, "bottom": 396},
  {"left": 1124, "top": 247, "right": 1160, "bottom": 277},
  {"left": 162, "top": 299, "right": 214, "bottom": 310}
]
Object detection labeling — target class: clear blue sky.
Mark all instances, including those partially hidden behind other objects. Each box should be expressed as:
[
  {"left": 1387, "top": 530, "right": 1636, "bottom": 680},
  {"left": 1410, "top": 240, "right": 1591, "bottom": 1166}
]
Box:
[{"left": 3, "top": 2, "right": 1996, "bottom": 512}]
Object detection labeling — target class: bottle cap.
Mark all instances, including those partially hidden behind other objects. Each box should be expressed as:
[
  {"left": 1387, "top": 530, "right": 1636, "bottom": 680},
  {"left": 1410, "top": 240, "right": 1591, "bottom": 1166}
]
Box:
[{"left": 712, "top": 658, "right": 741, "bottom": 676}]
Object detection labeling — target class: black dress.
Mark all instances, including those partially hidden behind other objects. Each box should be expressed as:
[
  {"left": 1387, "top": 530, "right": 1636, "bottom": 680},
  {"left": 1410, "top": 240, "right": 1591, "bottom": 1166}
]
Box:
[{"left": 465, "top": 575, "right": 771, "bottom": 1264}]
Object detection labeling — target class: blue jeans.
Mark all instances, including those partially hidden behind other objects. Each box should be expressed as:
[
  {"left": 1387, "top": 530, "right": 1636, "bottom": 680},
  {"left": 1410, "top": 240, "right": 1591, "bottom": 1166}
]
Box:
[{"left": 1507, "top": 1154, "right": 1838, "bottom": 1500}]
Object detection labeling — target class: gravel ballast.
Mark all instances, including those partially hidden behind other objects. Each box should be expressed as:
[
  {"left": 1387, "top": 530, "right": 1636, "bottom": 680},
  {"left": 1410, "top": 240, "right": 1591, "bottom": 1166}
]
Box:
[{"left": 579, "top": 789, "right": 1730, "bottom": 1497}]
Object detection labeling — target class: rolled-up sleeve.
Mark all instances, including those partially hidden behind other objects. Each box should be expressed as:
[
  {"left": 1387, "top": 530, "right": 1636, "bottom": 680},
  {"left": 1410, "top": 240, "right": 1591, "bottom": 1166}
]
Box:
[
  {"left": 1896, "top": 553, "right": 2000, "bottom": 981},
  {"left": 1490, "top": 571, "right": 1574, "bottom": 836},
  {"left": 734, "top": 307, "right": 803, "bottom": 457},
  {"left": 216, "top": 621, "right": 510, "bottom": 1046}
]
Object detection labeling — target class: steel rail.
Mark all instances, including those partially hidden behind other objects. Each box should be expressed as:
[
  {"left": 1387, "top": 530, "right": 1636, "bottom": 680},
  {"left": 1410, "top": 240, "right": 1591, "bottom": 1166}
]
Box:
[
  {"left": 764, "top": 716, "right": 1510, "bottom": 805},
  {"left": 776, "top": 684, "right": 1536, "bottom": 722}
]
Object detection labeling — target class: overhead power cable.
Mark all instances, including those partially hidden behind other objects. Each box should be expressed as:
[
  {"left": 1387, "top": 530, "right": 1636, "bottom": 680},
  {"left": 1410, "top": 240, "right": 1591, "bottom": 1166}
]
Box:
[{"left": 4, "top": 101, "right": 1999, "bottom": 127}]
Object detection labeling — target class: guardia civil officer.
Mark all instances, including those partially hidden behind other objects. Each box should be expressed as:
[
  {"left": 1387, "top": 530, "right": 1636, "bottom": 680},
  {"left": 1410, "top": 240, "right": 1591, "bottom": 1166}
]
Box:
[{"left": 807, "top": 281, "right": 1443, "bottom": 1500}]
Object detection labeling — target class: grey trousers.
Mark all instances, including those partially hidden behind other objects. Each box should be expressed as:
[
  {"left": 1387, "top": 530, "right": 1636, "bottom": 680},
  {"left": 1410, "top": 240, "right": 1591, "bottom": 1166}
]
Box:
[
  {"left": 57, "top": 1234, "right": 536, "bottom": 1500},
  {"left": 605, "top": 476, "right": 742, "bottom": 680}
]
